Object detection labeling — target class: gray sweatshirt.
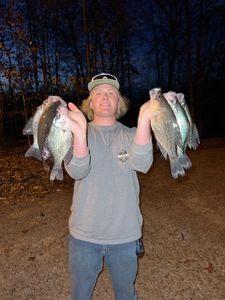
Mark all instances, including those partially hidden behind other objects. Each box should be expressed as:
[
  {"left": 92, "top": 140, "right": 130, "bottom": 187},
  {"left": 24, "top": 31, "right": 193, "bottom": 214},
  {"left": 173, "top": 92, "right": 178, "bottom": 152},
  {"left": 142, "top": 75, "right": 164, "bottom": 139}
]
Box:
[{"left": 66, "top": 121, "right": 153, "bottom": 244}]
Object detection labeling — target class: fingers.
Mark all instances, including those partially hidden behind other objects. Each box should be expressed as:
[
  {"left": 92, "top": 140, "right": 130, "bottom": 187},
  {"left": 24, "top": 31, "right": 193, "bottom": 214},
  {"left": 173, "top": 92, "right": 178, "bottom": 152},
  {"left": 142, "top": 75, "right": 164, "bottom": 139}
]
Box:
[{"left": 68, "top": 102, "right": 78, "bottom": 111}]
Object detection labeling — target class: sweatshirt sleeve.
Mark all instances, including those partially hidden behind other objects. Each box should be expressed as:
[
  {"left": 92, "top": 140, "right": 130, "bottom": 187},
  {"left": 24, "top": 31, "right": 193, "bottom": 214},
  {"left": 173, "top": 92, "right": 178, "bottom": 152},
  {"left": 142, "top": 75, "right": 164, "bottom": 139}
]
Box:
[
  {"left": 65, "top": 151, "right": 91, "bottom": 180},
  {"left": 129, "top": 136, "right": 153, "bottom": 173}
]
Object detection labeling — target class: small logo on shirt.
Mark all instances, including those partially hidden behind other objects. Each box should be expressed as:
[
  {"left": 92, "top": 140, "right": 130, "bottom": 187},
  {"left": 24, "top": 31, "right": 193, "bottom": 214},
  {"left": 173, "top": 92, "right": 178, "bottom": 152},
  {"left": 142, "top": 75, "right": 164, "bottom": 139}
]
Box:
[{"left": 118, "top": 149, "right": 129, "bottom": 162}]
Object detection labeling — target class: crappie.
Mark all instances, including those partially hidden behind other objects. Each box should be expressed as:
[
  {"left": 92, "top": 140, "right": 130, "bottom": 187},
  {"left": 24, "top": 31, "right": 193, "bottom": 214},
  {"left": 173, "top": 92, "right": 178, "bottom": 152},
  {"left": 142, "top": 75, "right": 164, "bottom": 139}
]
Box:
[
  {"left": 23, "top": 97, "right": 53, "bottom": 160},
  {"left": 163, "top": 91, "right": 192, "bottom": 170},
  {"left": 47, "top": 105, "right": 73, "bottom": 181},
  {"left": 37, "top": 100, "right": 62, "bottom": 160},
  {"left": 23, "top": 96, "right": 73, "bottom": 181},
  {"left": 149, "top": 88, "right": 186, "bottom": 179},
  {"left": 176, "top": 93, "right": 200, "bottom": 150}
]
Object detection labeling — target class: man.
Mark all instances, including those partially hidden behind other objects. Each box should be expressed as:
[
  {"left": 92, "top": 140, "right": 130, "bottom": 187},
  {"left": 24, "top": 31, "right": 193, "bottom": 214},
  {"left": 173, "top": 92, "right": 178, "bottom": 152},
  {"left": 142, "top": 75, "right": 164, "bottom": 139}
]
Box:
[{"left": 66, "top": 73, "right": 153, "bottom": 300}]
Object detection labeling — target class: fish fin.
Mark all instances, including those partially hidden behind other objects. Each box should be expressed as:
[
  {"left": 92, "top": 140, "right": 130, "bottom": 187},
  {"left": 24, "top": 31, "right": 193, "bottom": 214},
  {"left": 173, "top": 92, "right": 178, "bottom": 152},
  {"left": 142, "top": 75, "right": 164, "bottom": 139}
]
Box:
[
  {"left": 23, "top": 117, "right": 33, "bottom": 135},
  {"left": 169, "top": 158, "right": 185, "bottom": 179},
  {"left": 63, "top": 146, "right": 73, "bottom": 164},
  {"left": 186, "top": 135, "right": 192, "bottom": 149},
  {"left": 25, "top": 145, "right": 42, "bottom": 160},
  {"left": 42, "top": 146, "right": 51, "bottom": 160},
  {"left": 179, "top": 153, "right": 192, "bottom": 170},
  {"left": 64, "top": 152, "right": 73, "bottom": 164},
  {"left": 156, "top": 142, "right": 167, "bottom": 159},
  {"left": 50, "top": 167, "right": 63, "bottom": 181}
]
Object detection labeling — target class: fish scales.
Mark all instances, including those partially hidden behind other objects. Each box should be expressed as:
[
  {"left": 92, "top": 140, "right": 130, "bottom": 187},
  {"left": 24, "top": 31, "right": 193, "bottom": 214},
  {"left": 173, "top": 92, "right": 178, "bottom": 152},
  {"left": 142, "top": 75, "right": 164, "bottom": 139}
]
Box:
[
  {"left": 23, "top": 98, "right": 53, "bottom": 160},
  {"left": 164, "top": 91, "right": 190, "bottom": 151},
  {"left": 149, "top": 88, "right": 186, "bottom": 178},
  {"left": 47, "top": 106, "right": 73, "bottom": 180},
  {"left": 37, "top": 100, "right": 61, "bottom": 159},
  {"left": 176, "top": 93, "right": 200, "bottom": 150},
  {"left": 164, "top": 91, "right": 192, "bottom": 170},
  {"left": 23, "top": 96, "right": 73, "bottom": 181}
]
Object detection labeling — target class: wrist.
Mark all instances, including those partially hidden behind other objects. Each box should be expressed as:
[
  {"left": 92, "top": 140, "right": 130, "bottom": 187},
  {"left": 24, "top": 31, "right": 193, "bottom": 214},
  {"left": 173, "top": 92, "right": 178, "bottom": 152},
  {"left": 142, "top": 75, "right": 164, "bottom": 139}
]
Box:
[
  {"left": 72, "top": 133, "right": 88, "bottom": 158},
  {"left": 137, "top": 114, "right": 150, "bottom": 129}
]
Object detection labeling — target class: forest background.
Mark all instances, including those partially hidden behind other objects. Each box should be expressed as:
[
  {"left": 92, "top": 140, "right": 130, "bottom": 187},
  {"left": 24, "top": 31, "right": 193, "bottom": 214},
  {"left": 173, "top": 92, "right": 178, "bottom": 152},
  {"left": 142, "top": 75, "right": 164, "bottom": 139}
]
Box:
[{"left": 0, "top": 0, "right": 225, "bottom": 143}]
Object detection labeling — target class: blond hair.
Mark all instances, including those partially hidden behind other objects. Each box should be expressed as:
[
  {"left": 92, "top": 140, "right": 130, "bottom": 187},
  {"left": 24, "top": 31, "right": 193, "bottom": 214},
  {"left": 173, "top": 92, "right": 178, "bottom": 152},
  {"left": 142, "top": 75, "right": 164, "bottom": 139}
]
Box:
[{"left": 80, "top": 88, "right": 129, "bottom": 121}]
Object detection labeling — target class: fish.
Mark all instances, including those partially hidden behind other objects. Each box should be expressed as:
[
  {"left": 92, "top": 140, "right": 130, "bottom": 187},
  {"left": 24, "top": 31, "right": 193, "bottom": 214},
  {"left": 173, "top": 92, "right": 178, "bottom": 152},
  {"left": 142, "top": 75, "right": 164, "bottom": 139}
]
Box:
[
  {"left": 163, "top": 91, "right": 192, "bottom": 170},
  {"left": 47, "top": 105, "right": 73, "bottom": 180},
  {"left": 23, "top": 97, "right": 54, "bottom": 160},
  {"left": 37, "top": 100, "right": 62, "bottom": 160},
  {"left": 23, "top": 96, "right": 73, "bottom": 181},
  {"left": 176, "top": 93, "right": 200, "bottom": 150},
  {"left": 149, "top": 88, "right": 187, "bottom": 178}
]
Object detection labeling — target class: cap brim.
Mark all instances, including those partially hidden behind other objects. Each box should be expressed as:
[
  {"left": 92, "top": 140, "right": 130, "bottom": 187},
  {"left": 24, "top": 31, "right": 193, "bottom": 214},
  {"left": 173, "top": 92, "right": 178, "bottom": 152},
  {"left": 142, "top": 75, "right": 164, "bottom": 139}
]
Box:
[{"left": 88, "top": 78, "right": 120, "bottom": 91}]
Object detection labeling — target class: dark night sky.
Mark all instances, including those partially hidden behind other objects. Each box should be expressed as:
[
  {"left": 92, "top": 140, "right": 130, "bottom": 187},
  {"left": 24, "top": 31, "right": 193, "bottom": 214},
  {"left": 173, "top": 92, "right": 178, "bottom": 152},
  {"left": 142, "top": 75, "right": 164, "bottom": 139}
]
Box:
[{"left": 0, "top": 0, "right": 225, "bottom": 139}]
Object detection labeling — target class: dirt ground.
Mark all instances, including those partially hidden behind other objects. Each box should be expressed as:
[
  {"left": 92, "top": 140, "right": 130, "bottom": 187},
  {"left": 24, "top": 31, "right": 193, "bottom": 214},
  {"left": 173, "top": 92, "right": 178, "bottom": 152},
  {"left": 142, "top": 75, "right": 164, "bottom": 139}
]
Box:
[{"left": 0, "top": 138, "right": 225, "bottom": 300}]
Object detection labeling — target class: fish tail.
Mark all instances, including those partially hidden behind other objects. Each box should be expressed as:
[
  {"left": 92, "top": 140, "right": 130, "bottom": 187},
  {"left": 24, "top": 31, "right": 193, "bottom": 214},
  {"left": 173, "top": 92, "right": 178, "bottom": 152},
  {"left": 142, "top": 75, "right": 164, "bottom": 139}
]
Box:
[
  {"left": 188, "top": 138, "right": 198, "bottom": 150},
  {"left": 25, "top": 145, "right": 42, "bottom": 160},
  {"left": 179, "top": 153, "right": 192, "bottom": 170},
  {"left": 191, "top": 124, "right": 200, "bottom": 149},
  {"left": 188, "top": 124, "right": 200, "bottom": 150},
  {"left": 169, "top": 158, "right": 185, "bottom": 179},
  {"left": 50, "top": 167, "right": 64, "bottom": 181}
]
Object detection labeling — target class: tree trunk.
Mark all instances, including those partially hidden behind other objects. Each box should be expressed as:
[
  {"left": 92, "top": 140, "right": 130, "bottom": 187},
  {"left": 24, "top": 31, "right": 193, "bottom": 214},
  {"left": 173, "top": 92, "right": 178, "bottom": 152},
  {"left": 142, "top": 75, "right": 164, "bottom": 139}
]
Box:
[
  {"left": 83, "top": 0, "right": 91, "bottom": 81},
  {"left": 184, "top": 0, "right": 195, "bottom": 119},
  {"left": 0, "top": 93, "right": 4, "bottom": 143},
  {"left": 151, "top": 14, "right": 162, "bottom": 87}
]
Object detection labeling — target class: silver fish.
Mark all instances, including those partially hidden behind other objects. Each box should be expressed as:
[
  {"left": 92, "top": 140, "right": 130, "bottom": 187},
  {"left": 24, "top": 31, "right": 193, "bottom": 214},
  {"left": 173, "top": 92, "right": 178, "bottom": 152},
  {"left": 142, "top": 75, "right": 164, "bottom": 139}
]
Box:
[
  {"left": 149, "top": 88, "right": 186, "bottom": 179},
  {"left": 23, "top": 96, "right": 72, "bottom": 181},
  {"left": 47, "top": 105, "right": 73, "bottom": 181},
  {"left": 23, "top": 97, "right": 53, "bottom": 160},
  {"left": 176, "top": 93, "right": 200, "bottom": 150},
  {"left": 37, "top": 100, "right": 62, "bottom": 160},
  {"left": 163, "top": 91, "right": 192, "bottom": 170}
]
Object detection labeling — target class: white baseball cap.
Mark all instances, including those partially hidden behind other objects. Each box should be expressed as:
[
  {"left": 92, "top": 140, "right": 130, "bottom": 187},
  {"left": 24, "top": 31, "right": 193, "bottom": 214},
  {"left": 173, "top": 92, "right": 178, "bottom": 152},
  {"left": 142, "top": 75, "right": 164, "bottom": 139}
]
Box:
[{"left": 88, "top": 73, "right": 120, "bottom": 91}]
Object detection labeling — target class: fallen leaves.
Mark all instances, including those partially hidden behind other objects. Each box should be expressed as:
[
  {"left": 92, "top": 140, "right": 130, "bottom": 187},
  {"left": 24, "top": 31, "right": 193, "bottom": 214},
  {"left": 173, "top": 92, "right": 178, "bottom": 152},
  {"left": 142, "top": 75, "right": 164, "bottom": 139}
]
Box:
[
  {"left": 0, "top": 145, "right": 73, "bottom": 204},
  {"left": 204, "top": 262, "right": 214, "bottom": 273}
]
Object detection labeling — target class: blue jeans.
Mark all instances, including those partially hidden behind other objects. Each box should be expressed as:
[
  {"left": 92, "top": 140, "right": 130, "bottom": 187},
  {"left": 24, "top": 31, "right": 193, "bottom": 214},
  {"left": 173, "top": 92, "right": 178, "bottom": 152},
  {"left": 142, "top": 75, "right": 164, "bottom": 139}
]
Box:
[{"left": 68, "top": 235, "right": 139, "bottom": 300}]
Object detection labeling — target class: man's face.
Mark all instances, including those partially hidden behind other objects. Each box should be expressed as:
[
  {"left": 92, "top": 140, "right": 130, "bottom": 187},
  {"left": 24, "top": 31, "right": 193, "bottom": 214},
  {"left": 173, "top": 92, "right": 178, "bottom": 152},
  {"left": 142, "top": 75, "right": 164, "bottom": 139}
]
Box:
[{"left": 90, "top": 84, "right": 119, "bottom": 119}]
